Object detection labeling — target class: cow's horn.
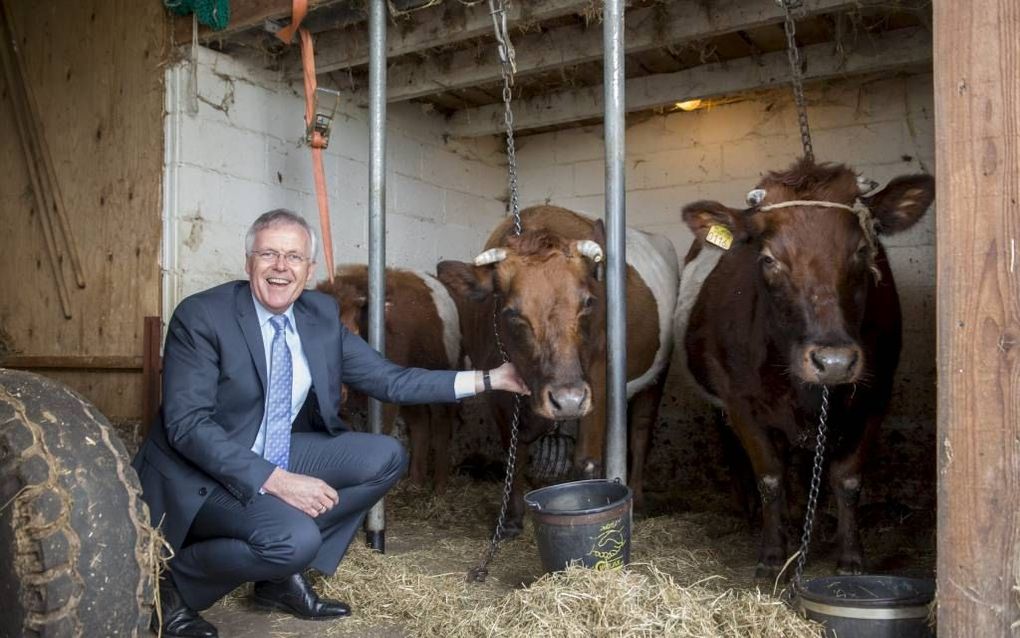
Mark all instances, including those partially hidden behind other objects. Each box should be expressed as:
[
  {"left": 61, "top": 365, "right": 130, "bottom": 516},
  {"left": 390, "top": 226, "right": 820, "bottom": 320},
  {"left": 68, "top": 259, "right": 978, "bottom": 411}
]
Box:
[
  {"left": 746, "top": 188, "right": 767, "bottom": 207},
  {"left": 473, "top": 248, "right": 508, "bottom": 266},
  {"left": 574, "top": 240, "right": 604, "bottom": 263},
  {"left": 857, "top": 175, "right": 879, "bottom": 195}
]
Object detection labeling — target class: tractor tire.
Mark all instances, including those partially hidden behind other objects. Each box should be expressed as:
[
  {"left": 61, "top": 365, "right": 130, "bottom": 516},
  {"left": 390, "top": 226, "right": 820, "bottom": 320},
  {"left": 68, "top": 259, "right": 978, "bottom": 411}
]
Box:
[{"left": 0, "top": 369, "right": 155, "bottom": 638}]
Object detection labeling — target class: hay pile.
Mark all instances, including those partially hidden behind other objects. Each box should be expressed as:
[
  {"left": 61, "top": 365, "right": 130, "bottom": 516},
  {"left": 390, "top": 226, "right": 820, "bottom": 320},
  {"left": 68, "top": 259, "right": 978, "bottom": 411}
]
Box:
[{"left": 301, "top": 477, "right": 822, "bottom": 637}]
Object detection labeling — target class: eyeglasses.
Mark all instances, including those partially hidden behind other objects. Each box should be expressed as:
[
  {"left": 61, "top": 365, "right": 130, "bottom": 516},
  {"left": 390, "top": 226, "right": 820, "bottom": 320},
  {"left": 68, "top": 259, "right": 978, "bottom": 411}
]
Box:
[{"left": 250, "top": 249, "right": 311, "bottom": 266}]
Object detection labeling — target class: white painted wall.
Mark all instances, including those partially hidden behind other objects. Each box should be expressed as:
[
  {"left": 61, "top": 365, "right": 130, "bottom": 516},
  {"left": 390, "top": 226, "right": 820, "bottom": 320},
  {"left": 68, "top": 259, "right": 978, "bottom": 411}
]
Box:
[{"left": 162, "top": 45, "right": 507, "bottom": 316}]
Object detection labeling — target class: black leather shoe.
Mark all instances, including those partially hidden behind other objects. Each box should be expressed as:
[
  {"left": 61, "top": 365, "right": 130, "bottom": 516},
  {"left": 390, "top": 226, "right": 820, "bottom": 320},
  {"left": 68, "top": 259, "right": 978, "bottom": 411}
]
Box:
[
  {"left": 150, "top": 574, "right": 218, "bottom": 637},
  {"left": 252, "top": 572, "right": 351, "bottom": 620}
]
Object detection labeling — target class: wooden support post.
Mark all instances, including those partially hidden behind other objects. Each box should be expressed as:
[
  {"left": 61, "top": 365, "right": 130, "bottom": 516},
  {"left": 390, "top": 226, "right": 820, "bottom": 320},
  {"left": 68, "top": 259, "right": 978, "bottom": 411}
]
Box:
[
  {"left": 142, "top": 316, "right": 162, "bottom": 435},
  {"left": 934, "top": 0, "right": 1020, "bottom": 634}
]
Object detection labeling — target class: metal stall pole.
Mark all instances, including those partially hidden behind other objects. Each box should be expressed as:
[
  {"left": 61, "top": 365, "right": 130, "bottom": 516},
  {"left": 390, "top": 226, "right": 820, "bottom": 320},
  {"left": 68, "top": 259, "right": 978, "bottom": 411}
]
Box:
[
  {"left": 365, "top": 0, "right": 388, "bottom": 552},
  {"left": 602, "top": 0, "right": 627, "bottom": 483}
]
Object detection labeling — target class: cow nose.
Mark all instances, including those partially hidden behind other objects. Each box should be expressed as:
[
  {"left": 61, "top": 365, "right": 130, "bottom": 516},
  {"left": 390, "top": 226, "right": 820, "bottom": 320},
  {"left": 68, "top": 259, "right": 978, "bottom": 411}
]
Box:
[
  {"left": 546, "top": 384, "right": 590, "bottom": 419},
  {"left": 808, "top": 346, "right": 861, "bottom": 384}
]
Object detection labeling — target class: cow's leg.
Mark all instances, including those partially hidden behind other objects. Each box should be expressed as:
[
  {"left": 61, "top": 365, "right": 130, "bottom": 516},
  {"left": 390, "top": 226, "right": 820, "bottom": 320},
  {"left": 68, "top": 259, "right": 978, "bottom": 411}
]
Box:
[
  {"left": 429, "top": 403, "right": 455, "bottom": 494},
  {"left": 626, "top": 374, "right": 666, "bottom": 515},
  {"left": 727, "top": 407, "right": 788, "bottom": 579},
  {"left": 381, "top": 403, "right": 400, "bottom": 435},
  {"left": 575, "top": 358, "right": 607, "bottom": 479},
  {"left": 828, "top": 412, "right": 880, "bottom": 574},
  {"left": 717, "top": 410, "right": 759, "bottom": 527},
  {"left": 402, "top": 404, "right": 430, "bottom": 487}
]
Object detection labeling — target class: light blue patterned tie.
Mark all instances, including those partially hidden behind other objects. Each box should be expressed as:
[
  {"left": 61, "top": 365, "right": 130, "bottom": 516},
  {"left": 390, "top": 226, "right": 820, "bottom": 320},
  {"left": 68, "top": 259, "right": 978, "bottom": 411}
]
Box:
[{"left": 264, "top": 315, "right": 293, "bottom": 470}]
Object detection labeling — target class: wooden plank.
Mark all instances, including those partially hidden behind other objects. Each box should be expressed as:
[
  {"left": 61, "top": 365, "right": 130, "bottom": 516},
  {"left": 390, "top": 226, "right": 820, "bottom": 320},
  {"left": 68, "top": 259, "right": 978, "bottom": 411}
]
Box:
[
  {"left": 172, "top": 0, "right": 345, "bottom": 45},
  {"left": 934, "top": 0, "right": 1020, "bottom": 634},
  {"left": 382, "top": 0, "right": 889, "bottom": 102},
  {"left": 308, "top": 0, "right": 591, "bottom": 75},
  {"left": 449, "top": 27, "right": 931, "bottom": 137},
  {"left": 0, "top": 0, "right": 164, "bottom": 419},
  {"left": 1, "top": 355, "right": 144, "bottom": 370}
]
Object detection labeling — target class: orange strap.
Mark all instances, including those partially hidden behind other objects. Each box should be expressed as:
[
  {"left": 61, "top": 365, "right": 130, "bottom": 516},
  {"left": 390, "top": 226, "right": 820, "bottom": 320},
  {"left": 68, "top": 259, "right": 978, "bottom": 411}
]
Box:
[
  {"left": 274, "top": 0, "right": 308, "bottom": 45},
  {"left": 276, "top": 0, "right": 336, "bottom": 281}
]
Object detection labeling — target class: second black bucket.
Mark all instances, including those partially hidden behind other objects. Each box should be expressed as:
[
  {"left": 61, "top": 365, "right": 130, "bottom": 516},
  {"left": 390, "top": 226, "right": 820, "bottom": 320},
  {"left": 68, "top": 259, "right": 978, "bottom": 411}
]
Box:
[
  {"left": 524, "top": 479, "right": 633, "bottom": 573},
  {"left": 798, "top": 575, "right": 936, "bottom": 638}
]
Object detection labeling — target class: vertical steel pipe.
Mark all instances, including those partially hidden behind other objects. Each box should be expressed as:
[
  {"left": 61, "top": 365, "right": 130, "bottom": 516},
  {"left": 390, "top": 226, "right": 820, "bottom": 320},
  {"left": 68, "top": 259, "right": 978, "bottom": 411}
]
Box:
[
  {"left": 602, "top": 0, "right": 627, "bottom": 484},
  {"left": 365, "top": 0, "right": 387, "bottom": 551}
]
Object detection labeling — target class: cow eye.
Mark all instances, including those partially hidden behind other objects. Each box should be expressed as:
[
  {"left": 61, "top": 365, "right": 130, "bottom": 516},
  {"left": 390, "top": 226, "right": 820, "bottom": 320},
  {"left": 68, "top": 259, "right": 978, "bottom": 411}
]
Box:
[
  {"left": 579, "top": 295, "right": 596, "bottom": 315},
  {"left": 760, "top": 253, "right": 776, "bottom": 267}
]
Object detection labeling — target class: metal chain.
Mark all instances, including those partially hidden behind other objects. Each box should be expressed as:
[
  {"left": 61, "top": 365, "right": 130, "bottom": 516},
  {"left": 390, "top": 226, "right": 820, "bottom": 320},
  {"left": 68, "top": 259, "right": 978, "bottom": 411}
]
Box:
[
  {"left": 777, "top": 0, "right": 814, "bottom": 163},
  {"left": 467, "top": 0, "right": 523, "bottom": 583},
  {"left": 466, "top": 301, "right": 523, "bottom": 582},
  {"left": 791, "top": 385, "right": 831, "bottom": 589},
  {"left": 489, "top": 0, "right": 522, "bottom": 235}
]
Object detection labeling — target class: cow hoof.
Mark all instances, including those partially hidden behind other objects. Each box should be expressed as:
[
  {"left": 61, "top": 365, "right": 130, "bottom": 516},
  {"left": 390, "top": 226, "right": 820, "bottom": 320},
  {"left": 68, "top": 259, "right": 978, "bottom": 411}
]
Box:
[
  {"left": 754, "top": 563, "right": 779, "bottom": 581},
  {"left": 499, "top": 521, "right": 524, "bottom": 539},
  {"left": 836, "top": 556, "right": 864, "bottom": 575}
]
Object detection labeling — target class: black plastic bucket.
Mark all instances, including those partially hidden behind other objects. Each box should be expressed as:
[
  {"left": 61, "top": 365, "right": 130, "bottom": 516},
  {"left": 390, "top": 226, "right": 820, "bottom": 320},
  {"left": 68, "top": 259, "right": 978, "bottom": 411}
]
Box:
[
  {"left": 798, "top": 575, "right": 935, "bottom": 638},
  {"left": 524, "top": 479, "right": 633, "bottom": 573}
]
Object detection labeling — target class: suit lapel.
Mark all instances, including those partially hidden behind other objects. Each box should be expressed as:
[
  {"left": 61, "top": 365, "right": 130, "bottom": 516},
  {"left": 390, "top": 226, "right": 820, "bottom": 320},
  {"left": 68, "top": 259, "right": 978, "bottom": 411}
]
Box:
[
  {"left": 235, "top": 284, "right": 268, "bottom": 392},
  {"left": 294, "top": 297, "right": 329, "bottom": 415}
]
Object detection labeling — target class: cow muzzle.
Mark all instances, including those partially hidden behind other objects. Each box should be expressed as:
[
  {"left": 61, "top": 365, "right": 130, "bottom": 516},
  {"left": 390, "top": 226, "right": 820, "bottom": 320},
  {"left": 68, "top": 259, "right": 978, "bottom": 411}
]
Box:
[
  {"left": 800, "top": 344, "right": 863, "bottom": 385},
  {"left": 537, "top": 383, "right": 592, "bottom": 420}
]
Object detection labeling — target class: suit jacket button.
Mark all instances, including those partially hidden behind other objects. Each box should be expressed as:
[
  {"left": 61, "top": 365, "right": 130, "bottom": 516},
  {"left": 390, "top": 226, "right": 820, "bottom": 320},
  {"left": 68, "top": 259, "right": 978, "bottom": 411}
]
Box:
[{"left": 198, "top": 487, "right": 208, "bottom": 496}]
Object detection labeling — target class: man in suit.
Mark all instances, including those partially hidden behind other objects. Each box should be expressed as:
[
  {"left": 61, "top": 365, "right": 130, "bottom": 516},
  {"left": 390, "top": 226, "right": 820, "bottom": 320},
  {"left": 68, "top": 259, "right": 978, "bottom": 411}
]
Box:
[{"left": 134, "top": 209, "right": 527, "bottom": 637}]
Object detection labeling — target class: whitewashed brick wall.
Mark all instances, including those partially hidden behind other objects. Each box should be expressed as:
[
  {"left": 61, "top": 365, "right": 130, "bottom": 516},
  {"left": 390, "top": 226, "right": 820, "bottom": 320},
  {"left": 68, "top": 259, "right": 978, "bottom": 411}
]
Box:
[{"left": 162, "top": 46, "right": 507, "bottom": 314}]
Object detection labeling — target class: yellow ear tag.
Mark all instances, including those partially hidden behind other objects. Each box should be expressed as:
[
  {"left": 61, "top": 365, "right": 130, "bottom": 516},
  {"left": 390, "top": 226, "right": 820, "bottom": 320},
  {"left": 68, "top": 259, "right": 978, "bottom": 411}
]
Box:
[{"left": 705, "top": 224, "right": 733, "bottom": 250}]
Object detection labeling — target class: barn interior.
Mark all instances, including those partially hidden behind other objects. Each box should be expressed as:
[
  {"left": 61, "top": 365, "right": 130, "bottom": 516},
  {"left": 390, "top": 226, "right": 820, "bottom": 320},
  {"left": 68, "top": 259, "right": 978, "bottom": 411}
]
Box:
[{"left": 2, "top": 0, "right": 1007, "bottom": 636}]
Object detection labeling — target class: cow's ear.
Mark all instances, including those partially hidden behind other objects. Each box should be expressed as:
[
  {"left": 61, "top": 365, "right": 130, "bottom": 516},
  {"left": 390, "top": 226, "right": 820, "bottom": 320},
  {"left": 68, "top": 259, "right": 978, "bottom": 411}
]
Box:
[
  {"left": 682, "top": 200, "right": 750, "bottom": 245},
  {"left": 864, "top": 174, "right": 934, "bottom": 234},
  {"left": 436, "top": 260, "right": 495, "bottom": 303}
]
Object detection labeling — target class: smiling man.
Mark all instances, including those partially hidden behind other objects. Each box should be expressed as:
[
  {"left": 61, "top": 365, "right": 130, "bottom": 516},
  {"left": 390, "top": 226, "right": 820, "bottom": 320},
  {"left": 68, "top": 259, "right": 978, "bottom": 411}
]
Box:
[{"left": 133, "top": 209, "right": 527, "bottom": 638}]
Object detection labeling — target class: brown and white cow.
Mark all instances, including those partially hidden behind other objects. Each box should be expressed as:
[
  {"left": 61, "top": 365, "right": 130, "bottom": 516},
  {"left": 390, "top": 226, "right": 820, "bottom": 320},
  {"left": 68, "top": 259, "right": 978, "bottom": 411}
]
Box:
[
  {"left": 316, "top": 265, "right": 462, "bottom": 492},
  {"left": 676, "top": 158, "right": 934, "bottom": 577},
  {"left": 438, "top": 205, "right": 678, "bottom": 533}
]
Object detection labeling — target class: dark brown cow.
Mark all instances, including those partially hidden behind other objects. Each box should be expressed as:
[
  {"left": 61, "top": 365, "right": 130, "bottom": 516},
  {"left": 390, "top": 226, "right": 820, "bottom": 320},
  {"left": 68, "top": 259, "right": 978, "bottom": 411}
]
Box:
[
  {"left": 316, "top": 264, "right": 462, "bottom": 492},
  {"left": 676, "top": 158, "right": 934, "bottom": 576},
  {"left": 438, "top": 206, "right": 678, "bottom": 533}
]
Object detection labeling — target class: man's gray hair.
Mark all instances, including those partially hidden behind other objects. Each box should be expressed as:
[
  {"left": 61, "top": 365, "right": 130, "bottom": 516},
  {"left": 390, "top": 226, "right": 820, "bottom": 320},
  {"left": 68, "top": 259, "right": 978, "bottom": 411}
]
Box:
[{"left": 244, "top": 209, "right": 318, "bottom": 261}]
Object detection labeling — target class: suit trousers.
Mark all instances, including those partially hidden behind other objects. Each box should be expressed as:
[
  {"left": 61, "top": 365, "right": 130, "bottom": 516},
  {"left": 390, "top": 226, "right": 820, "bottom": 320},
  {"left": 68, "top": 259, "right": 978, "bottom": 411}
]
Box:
[{"left": 169, "top": 431, "right": 408, "bottom": 610}]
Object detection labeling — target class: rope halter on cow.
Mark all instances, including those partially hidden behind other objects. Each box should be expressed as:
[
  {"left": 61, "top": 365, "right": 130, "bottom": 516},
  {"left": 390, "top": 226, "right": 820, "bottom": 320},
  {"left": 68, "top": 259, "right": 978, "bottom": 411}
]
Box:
[{"left": 750, "top": 194, "right": 883, "bottom": 282}]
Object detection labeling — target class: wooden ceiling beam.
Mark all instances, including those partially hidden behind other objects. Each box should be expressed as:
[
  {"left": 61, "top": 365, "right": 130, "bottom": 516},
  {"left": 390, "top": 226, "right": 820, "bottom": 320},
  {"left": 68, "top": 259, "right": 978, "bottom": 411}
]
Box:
[
  {"left": 172, "top": 0, "right": 349, "bottom": 45},
  {"left": 382, "top": 0, "right": 895, "bottom": 103},
  {"left": 448, "top": 27, "right": 931, "bottom": 137},
  {"left": 305, "top": 0, "right": 593, "bottom": 75}
]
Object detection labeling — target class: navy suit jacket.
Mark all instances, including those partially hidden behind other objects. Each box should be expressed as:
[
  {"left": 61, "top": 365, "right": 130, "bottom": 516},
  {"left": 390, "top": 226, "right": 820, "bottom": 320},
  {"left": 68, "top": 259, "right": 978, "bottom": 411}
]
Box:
[{"left": 132, "top": 281, "right": 458, "bottom": 551}]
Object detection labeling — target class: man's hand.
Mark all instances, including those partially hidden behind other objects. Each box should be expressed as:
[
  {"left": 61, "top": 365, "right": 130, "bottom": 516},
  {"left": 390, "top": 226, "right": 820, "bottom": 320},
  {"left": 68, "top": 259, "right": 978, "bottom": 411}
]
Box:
[
  {"left": 262, "top": 468, "right": 339, "bottom": 517},
  {"left": 488, "top": 361, "right": 530, "bottom": 395}
]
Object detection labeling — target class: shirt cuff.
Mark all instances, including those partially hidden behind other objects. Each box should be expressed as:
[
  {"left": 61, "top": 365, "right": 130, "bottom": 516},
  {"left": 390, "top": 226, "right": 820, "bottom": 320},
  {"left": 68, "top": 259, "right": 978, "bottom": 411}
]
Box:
[{"left": 454, "top": 370, "right": 478, "bottom": 399}]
